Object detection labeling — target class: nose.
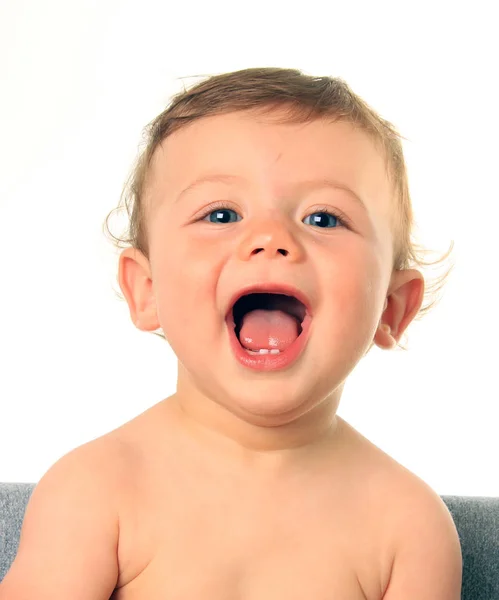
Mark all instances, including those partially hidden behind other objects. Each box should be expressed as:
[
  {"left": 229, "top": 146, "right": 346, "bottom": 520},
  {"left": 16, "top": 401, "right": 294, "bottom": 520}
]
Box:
[{"left": 236, "top": 216, "right": 305, "bottom": 263}]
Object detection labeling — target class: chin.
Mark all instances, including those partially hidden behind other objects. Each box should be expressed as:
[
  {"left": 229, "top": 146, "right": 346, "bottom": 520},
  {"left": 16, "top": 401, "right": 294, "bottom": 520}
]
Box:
[{"left": 216, "top": 381, "right": 318, "bottom": 422}]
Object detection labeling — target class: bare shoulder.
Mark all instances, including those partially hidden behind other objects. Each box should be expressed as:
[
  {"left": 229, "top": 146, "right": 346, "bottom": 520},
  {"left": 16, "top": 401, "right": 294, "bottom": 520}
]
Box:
[
  {"left": 94, "top": 398, "right": 182, "bottom": 498},
  {"left": 54, "top": 431, "right": 135, "bottom": 507},
  {"left": 104, "top": 397, "right": 192, "bottom": 467},
  {"left": 340, "top": 416, "right": 457, "bottom": 526},
  {"left": 338, "top": 418, "right": 461, "bottom": 597}
]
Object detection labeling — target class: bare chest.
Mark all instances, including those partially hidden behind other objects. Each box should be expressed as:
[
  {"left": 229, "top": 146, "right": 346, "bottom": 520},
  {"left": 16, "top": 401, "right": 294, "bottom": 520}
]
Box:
[{"left": 110, "top": 456, "right": 389, "bottom": 600}]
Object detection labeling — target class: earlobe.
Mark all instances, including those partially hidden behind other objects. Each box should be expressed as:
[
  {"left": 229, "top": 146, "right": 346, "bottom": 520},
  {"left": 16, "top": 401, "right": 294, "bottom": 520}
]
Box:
[
  {"left": 379, "top": 324, "right": 396, "bottom": 349},
  {"left": 118, "top": 248, "right": 160, "bottom": 331}
]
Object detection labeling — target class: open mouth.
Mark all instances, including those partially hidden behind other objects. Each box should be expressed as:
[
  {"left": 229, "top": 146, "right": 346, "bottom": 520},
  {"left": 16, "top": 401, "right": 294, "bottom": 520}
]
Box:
[
  {"left": 232, "top": 292, "right": 306, "bottom": 341},
  {"left": 225, "top": 291, "right": 313, "bottom": 371}
]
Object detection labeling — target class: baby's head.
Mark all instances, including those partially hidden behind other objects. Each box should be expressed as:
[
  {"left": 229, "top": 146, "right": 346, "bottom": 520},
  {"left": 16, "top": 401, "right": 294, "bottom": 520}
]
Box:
[{"left": 104, "top": 67, "right": 453, "bottom": 439}]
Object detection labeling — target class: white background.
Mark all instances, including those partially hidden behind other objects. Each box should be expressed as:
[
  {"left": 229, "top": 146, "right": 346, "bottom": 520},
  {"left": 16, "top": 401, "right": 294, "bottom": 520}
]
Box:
[{"left": 0, "top": 0, "right": 497, "bottom": 496}]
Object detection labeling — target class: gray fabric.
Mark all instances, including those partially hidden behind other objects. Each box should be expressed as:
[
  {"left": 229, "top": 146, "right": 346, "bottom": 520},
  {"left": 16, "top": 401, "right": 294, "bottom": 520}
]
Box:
[
  {"left": 1, "top": 483, "right": 498, "bottom": 599},
  {"left": 0, "top": 483, "right": 34, "bottom": 584},
  {"left": 443, "top": 495, "right": 499, "bottom": 600}
]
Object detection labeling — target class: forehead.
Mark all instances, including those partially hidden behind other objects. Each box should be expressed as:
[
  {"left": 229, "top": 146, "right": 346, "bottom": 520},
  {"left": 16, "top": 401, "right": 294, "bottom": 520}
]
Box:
[{"left": 147, "top": 110, "right": 394, "bottom": 221}]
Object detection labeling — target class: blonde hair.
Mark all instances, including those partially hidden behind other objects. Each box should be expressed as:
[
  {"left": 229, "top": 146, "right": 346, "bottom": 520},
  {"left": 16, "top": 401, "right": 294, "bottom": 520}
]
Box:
[{"left": 103, "top": 67, "right": 454, "bottom": 350}]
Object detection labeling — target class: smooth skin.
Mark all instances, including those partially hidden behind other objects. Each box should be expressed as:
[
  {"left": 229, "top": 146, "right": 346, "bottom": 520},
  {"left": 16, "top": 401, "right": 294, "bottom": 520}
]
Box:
[{"left": 0, "top": 110, "right": 461, "bottom": 599}]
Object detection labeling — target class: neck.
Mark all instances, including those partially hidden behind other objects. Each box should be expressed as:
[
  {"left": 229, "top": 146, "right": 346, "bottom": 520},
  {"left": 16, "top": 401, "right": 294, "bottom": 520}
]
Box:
[{"left": 170, "top": 374, "right": 343, "bottom": 473}]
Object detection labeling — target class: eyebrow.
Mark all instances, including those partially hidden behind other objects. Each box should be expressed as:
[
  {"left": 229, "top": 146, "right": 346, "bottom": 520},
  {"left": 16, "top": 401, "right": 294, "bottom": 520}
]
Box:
[{"left": 176, "top": 173, "right": 366, "bottom": 210}]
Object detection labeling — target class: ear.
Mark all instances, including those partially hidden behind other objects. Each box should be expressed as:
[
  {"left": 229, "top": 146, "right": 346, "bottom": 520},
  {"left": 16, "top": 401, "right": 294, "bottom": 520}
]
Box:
[
  {"left": 118, "top": 248, "right": 160, "bottom": 331},
  {"left": 374, "top": 269, "right": 425, "bottom": 350}
]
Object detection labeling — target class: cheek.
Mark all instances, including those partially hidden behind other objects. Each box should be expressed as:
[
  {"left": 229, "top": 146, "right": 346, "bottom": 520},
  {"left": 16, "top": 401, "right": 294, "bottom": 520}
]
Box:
[
  {"left": 321, "top": 245, "right": 384, "bottom": 331},
  {"left": 151, "top": 239, "right": 224, "bottom": 337}
]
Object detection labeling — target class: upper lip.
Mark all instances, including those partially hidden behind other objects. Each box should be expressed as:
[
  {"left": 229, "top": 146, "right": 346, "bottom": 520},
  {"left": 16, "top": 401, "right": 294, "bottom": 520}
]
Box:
[{"left": 225, "top": 282, "right": 313, "bottom": 320}]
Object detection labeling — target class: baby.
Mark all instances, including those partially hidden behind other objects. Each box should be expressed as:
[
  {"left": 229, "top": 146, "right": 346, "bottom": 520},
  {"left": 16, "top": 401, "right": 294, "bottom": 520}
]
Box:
[{"left": 1, "top": 67, "right": 462, "bottom": 599}]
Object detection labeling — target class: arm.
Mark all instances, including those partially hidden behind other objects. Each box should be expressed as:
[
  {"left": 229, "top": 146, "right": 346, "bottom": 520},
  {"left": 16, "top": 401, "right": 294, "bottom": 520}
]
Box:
[
  {"left": 382, "top": 488, "right": 462, "bottom": 599},
  {"left": 0, "top": 442, "right": 121, "bottom": 600}
]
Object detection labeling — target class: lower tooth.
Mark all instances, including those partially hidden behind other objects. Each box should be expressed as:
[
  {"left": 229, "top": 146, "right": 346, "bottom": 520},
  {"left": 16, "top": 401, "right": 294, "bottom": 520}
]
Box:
[{"left": 247, "top": 349, "right": 280, "bottom": 355}]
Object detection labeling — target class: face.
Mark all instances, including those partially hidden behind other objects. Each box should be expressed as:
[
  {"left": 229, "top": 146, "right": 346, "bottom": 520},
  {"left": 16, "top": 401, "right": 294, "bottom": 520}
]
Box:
[{"left": 122, "top": 110, "right": 402, "bottom": 432}]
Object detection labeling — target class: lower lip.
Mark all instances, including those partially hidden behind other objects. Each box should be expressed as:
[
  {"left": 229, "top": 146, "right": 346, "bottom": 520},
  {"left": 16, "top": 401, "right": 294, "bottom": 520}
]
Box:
[{"left": 225, "top": 312, "right": 313, "bottom": 372}]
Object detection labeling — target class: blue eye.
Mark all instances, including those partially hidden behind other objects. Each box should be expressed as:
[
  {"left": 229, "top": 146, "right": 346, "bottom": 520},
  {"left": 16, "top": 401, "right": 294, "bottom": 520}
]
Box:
[
  {"left": 204, "top": 208, "right": 241, "bottom": 224},
  {"left": 199, "top": 203, "right": 348, "bottom": 229},
  {"left": 303, "top": 211, "right": 342, "bottom": 228}
]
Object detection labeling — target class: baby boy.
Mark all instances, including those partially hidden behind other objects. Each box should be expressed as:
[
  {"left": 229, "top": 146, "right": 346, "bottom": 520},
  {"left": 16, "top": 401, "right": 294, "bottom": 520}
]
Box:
[{"left": 0, "top": 67, "right": 462, "bottom": 600}]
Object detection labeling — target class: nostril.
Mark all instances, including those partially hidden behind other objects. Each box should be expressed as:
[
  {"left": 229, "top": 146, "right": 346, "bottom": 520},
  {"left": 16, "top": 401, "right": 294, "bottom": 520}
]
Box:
[{"left": 251, "top": 248, "right": 288, "bottom": 256}]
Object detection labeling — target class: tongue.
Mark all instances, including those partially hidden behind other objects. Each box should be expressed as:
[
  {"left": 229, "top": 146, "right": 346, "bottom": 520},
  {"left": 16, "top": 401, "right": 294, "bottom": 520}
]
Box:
[{"left": 238, "top": 309, "right": 301, "bottom": 351}]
